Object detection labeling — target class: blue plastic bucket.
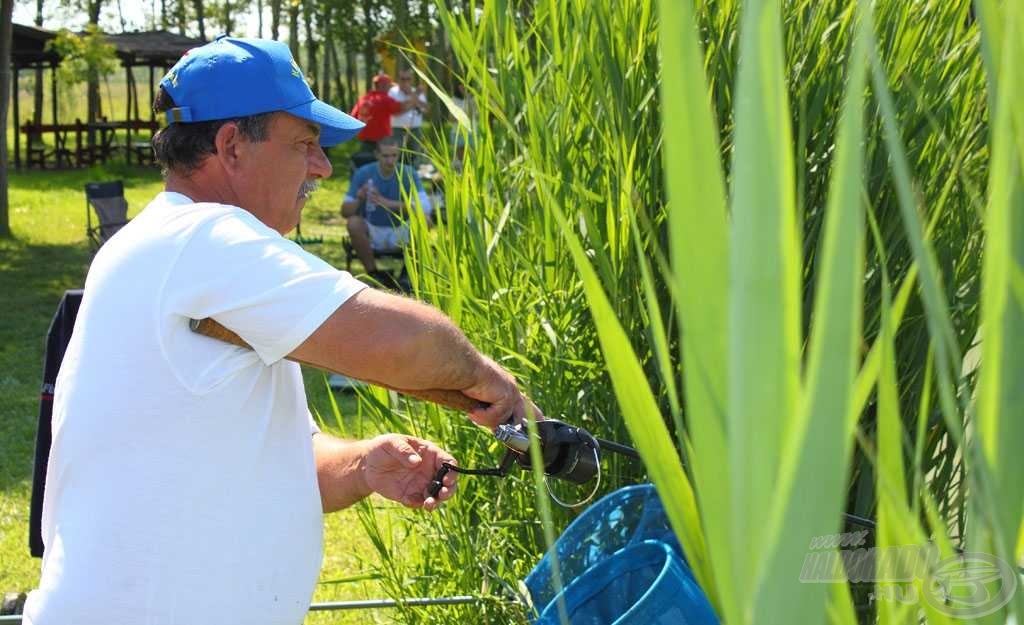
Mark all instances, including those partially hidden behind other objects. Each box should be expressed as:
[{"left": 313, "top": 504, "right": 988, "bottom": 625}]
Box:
[{"left": 535, "top": 540, "right": 718, "bottom": 625}]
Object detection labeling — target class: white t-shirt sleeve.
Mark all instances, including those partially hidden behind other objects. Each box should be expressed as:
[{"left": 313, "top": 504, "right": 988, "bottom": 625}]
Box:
[{"left": 163, "top": 205, "right": 366, "bottom": 365}]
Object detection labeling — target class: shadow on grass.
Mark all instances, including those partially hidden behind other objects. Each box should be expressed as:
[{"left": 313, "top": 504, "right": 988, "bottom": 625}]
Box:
[{"left": 9, "top": 163, "right": 164, "bottom": 193}]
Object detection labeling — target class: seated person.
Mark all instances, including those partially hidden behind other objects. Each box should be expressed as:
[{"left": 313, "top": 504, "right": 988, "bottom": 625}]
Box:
[{"left": 341, "top": 137, "right": 433, "bottom": 282}]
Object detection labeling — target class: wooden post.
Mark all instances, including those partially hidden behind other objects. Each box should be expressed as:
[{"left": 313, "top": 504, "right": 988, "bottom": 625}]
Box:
[
  {"left": 49, "top": 60, "right": 57, "bottom": 126},
  {"left": 74, "top": 118, "right": 83, "bottom": 167},
  {"left": 125, "top": 61, "right": 131, "bottom": 121},
  {"left": 124, "top": 60, "right": 133, "bottom": 164},
  {"left": 12, "top": 64, "right": 20, "bottom": 169},
  {"left": 148, "top": 64, "right": 155, "bottom": 121},
  {"left": 50, "top": 60, "right": 59, "bottom": 167}
]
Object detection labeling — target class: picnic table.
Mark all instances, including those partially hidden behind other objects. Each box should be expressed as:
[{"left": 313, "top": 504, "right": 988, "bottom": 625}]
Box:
[{"left": 20, "top": 119, "right": 160, "bottom": 169}]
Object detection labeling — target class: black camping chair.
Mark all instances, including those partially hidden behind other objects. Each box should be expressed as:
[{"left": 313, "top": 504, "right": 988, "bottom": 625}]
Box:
[
  {"left": 342, "top": 239, "right": 404, "bottom": 272},
  {"left": 84, "top": 181, "right": 130, "bottom": 250}
]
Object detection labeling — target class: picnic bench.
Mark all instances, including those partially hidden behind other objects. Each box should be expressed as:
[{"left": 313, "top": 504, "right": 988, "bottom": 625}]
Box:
[{"left": 20, "top": 119, "right": 160, "bottom": 169}]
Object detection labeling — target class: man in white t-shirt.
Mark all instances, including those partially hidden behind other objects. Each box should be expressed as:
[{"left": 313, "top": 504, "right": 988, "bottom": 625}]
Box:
[
  {"left": 23, "top": 36, "right": 540, "bottom": 625},
  {"left": 388, "top": 68, "right": 428, "bottom": 163}
]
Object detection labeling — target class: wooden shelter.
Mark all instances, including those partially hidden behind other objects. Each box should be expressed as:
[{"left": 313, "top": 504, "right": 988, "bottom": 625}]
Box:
[{"left": 9, "top": 23, "right": 206, "bottom": 169}]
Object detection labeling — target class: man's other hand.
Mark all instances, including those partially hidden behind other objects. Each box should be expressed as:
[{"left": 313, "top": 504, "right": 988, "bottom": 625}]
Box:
[{"left": 362, "top": 434, "right": 457, "bottom": 511}]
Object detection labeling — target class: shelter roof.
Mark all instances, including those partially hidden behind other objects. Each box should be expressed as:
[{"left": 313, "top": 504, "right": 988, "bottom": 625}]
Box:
[
  {"left": 11, "top": 23, "right": 60, "bottom": 67},
  {"left": 11, "top": 23, "right": 205, "bottom": 68},
  {"left": 104, "top": 30, "right": 206, "bottom": 65}
]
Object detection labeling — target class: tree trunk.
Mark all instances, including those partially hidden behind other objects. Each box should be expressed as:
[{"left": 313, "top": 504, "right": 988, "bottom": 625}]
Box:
[
  {"left": 223, "top": 0, "right": 233, "bottom": 35},
  {"left": 331, "top": 41, "right": 347, "bottom": 107},
  {"left": 32, "top": 0, "right": 43, "bottom": 126},
  {"left": 428, "top": 3, "right": 449, "bottom": 125},
  {"left": 1, "top": 0, "right": 14, "bottom": 237},
  {"left": 270, "top": 0, "right": 281, "bottom": 40},
  {"left": 192, "top": 0, "right": 205, "bottom": 39},
  {"left": 256, "top": 0, "right": 263, "bottom": 37},
  {"left": 303, "top": 0, "right": 318, "bottom": 94},
  {"left": 344, "top": 47, "right": 355, "bottom": 105},
  {"left": 288, "top": 2, "right": 299, "bottom": 59},
  {"left": 319, "top": 5, "right": 333, "bottom": 103},
  {"left": 87, "top": 0, "right": 103, "bottom": 127},
  {"left": 393, "top": 0, "right": 408, "bottom": 42},
  {"left": 175, "top": 0, "right": 188, "bottom": 35},
  {"left": 418, "top": 0, "right": 430, "bottom": 31},
  {"left": 321, "top": 40, "right": 332, "bottom": 103},
  {"left": 88, "top": 1, "right": 102, "bottom": 26},
  {"left": 361, "top": 0, "right": 375, "bottom": 89},
  {"left": 115, "top": 0, "right": 127, "bottom": 30}
]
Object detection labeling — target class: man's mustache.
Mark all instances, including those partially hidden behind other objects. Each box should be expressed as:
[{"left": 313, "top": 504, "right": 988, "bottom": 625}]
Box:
[{"left": 299, "top": 180, "right": 319, "bottom": 199}]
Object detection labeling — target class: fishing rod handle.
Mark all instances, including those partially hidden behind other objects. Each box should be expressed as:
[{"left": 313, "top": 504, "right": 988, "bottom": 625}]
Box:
[{"left": 188, "top": 317, "right": 487, "bottom": 413}]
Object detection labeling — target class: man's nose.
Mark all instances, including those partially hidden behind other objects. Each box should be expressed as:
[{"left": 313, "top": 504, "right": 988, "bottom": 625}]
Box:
[{"left": 308, "top": 144, "right": 333, "bottom": 179}]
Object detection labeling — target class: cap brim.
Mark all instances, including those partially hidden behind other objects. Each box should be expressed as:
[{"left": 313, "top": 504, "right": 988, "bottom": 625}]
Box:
[{"left": 285, "top": 98, "right": 364, "bottom": 147}]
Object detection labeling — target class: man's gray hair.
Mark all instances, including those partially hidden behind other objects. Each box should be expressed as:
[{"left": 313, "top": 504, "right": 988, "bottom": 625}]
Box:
[{"left": 151, "top": 86, "right": 274, "bottom": 177}]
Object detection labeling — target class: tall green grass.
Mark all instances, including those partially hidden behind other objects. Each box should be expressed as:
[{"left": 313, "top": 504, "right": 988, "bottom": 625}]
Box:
[{"left": 323, "top": 0, "right": 1016, "bottom": 623}]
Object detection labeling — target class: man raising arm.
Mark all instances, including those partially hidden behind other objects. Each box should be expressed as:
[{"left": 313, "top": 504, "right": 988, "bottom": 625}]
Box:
[{"left": 23, "top": 36, "right": 537, "bottom": 625}]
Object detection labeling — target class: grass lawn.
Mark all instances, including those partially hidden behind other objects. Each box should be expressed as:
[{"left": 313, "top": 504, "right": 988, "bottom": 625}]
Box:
[{"left": 1, "top": 147, "right": 422, "bottom": 624}]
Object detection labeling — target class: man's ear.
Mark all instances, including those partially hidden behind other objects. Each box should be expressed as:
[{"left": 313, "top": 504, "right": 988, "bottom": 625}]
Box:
[{"left": 213, "top": 121, "right": 246, "bottom": 173}]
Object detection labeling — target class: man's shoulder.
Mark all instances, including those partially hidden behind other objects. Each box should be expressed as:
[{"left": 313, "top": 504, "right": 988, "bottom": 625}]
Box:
[
  {"left": 143, "top": 192, "right": 243, "bottom": 225},
  {"left": 152, "top": 193, "right": 276, "bottom": 239}
]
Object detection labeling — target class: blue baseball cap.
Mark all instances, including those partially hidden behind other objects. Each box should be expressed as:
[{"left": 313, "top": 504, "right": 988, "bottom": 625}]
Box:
[{"left": 160, "top": 35, "right": 363, "bottom": 147}]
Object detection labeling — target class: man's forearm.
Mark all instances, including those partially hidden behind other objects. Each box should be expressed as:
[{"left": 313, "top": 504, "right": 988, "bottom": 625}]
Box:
[
  {"left": 384, "top": 197, "right": 407, "bottom": 213},
  {"left": 291, "top": 288, "right": 487, "bottom": 394}
]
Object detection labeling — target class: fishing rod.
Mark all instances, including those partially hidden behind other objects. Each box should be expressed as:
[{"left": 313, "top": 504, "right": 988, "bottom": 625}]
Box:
[
  {"left": 190, "top": 317, "right": 875, "bottom": 521},
  {"left": 189, "top": 317, "right": 642, "bottom": 506}
]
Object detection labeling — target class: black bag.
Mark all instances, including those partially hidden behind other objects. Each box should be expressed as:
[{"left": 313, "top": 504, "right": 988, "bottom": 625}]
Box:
[{"left": 29, "top": 289, "right": 83, "bottom": 557}]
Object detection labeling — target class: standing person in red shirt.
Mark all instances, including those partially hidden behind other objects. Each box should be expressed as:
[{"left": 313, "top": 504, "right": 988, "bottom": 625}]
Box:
[{"left": 350, "top": 73, "right": 412, "bottom": 154}]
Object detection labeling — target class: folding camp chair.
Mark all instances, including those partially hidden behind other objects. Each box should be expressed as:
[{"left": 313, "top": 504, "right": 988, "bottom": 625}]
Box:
[
  {"left": 343, "top": 238, "right": 405, "bottom": 272},
  {"left": 84, "top": 181, "right": 130, "bottom": 250}
]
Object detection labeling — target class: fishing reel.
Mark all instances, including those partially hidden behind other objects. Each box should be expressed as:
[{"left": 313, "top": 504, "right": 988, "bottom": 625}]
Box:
[
  {"left": 494, "top": 419, "right": 601, "bottom": 484},
  {"left": 428, "top": 418, "right": 639, "bottom": 506}
]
